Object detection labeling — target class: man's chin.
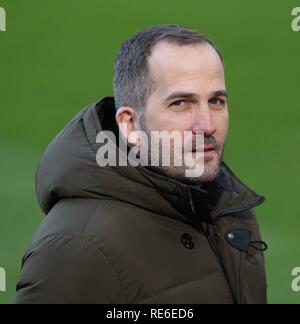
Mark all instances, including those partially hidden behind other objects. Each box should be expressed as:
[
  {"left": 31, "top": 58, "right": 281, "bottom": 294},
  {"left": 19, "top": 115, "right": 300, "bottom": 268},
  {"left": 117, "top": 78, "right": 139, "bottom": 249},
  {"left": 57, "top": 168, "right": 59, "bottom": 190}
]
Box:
[
  {"left": 181, "top": 154, "right": 221, "bottom": 184},
  {"left": 147, "top": 161, "right": 221, "bottom": 185}
]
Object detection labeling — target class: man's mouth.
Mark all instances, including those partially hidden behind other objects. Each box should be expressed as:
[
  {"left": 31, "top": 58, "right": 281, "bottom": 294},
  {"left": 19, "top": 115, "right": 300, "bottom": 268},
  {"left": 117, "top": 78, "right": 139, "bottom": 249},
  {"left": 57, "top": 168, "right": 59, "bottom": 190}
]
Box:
[{"left": 191, "top": 145, "right": 217, "bottom": 153}]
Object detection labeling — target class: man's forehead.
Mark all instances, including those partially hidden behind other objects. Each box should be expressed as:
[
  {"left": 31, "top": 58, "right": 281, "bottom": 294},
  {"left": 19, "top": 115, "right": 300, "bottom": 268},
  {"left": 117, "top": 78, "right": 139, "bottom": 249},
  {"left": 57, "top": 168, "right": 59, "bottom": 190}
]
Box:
[
  {"left": 147, "top": 42, "right": 225, "bottom": 99},
  {"left": 148, "top": 41, "right": 224, "bottom": 84}
]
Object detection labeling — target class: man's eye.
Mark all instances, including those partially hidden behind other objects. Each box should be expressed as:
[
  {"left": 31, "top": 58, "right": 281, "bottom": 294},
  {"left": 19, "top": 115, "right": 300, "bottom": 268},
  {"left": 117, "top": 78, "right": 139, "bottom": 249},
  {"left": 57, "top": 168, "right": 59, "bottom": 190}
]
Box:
[
  {"left": 170, "top": 100, "right": 189, "bottom": 109},
  {"left": 172, "top": 100, "right": 185, "bottom": 106},
  {"left": 209, "top": 97, "right": 226, "bottom": 106}
]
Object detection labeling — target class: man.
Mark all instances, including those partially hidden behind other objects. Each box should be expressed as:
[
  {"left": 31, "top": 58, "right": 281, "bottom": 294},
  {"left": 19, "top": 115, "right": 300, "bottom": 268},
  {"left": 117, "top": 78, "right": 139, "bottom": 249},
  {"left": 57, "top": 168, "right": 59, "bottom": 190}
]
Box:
[{"left": 15, "top": 25, "right": 267, "bottom": 304}]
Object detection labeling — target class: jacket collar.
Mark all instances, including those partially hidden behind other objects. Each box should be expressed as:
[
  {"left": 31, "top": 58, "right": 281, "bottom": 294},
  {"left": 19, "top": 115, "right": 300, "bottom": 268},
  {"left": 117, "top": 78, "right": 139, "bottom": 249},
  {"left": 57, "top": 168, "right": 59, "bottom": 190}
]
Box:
[{"left": 136, "top": 162, "right": 265, "bottom": 225}]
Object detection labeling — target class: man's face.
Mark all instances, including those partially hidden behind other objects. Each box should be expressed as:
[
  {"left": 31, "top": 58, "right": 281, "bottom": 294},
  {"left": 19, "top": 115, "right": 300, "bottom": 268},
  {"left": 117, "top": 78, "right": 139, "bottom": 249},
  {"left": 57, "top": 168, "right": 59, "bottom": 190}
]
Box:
[{"left": 140, "top": 41, "right": 229, "bottom": 184}]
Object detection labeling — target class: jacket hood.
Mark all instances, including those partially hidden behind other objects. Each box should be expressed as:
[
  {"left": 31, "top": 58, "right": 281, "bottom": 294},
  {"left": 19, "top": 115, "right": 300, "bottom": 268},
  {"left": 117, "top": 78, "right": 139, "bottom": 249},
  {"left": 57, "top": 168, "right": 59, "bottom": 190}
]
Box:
[{"left": 36, "top": 97, "right": 265, "bottom": 223}]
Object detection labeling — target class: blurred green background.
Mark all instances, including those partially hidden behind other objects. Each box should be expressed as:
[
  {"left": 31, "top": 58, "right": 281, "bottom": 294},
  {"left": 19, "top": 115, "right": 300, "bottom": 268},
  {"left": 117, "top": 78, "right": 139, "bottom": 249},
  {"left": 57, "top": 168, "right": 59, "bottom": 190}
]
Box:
[{"left": 0, "top": 0, "right": 299, "bottom": 304}]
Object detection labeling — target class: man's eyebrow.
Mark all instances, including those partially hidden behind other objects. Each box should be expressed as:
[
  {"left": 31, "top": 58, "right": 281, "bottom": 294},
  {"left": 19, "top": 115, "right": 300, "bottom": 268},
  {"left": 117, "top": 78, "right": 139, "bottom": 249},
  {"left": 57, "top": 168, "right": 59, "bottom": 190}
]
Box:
[
  {"left": 211, "top": 90, "right": 228, "bottom": 98},
  {"left": 162, "top": 92, "right": 199, "bottom": 104},
  {"left": 162, "top": 90, "right": 228, "bottom": 105}
]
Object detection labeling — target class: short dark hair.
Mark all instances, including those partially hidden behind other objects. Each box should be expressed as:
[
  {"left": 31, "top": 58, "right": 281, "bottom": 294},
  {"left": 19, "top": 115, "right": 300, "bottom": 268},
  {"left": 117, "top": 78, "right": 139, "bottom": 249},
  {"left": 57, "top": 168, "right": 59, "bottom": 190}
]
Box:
[{"left": 113, "top": 24, "right": 223, "bottom": 113}]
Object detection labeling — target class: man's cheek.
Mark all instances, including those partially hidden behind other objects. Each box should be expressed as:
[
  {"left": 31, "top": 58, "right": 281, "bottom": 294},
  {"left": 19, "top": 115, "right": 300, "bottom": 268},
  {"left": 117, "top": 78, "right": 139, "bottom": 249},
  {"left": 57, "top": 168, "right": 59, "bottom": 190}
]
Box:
[
  {"left": 222, "top": 113, "right": 229, "bottom": 139},
  {"left": 216, "top": 116, "right": 229, "bottom": 140}
]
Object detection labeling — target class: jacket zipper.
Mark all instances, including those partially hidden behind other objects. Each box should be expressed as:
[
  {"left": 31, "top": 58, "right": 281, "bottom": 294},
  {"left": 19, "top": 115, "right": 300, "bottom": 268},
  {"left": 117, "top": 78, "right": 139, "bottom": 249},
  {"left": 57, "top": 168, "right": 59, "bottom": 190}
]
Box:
[{"left": 187, "top": 188, "right": 238, "bottom": 304}]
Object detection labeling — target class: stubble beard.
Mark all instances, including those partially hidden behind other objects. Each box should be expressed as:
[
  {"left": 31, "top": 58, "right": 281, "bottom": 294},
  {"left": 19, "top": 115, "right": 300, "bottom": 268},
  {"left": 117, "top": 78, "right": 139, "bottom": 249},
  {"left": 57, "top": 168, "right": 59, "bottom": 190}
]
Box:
[{"left": 138, "top": 117, "right": 225, "bottom": 186}]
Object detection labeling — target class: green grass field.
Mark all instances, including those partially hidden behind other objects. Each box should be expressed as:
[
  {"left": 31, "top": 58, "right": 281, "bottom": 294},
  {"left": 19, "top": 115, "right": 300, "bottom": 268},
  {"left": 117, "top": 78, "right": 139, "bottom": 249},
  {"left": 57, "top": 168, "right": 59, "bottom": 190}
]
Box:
[{"left": 0, "top": 0, "right": 300, "bottom": 304}]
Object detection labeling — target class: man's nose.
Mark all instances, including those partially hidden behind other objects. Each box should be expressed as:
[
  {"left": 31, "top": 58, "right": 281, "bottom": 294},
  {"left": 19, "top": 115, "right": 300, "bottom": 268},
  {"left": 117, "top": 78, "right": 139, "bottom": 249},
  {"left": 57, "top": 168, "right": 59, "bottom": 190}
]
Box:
[{"left": 192, "top": 107, "right": 216, "bottom": 137}]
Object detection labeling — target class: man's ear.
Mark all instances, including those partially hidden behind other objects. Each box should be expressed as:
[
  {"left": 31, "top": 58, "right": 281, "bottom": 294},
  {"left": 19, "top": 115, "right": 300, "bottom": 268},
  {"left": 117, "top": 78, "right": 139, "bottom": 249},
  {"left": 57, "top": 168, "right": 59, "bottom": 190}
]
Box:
[{"left": 115, "top": 106, "right": 140, "bottom": 146}]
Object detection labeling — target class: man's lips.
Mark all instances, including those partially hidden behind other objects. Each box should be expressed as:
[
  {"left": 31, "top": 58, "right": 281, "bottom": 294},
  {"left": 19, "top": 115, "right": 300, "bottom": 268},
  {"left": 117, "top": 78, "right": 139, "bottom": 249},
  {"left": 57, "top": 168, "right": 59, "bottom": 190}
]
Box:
[
  {"left": 204, "top": 145, "right": 217, "bottom": 152},
  {"left": 191, "top": 145, "right": 217, "bottom": 152}
]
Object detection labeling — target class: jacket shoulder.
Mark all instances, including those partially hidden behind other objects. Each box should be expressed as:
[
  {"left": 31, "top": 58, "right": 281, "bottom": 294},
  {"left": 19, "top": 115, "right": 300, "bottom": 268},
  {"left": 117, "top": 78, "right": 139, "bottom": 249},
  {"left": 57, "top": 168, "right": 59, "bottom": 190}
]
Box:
[
  {"left": 14, "top": 233, "right": 128, "bottom": 304},
  {"left": 14, "top": 198, "right": 130, "bottom": 304},
  {"left": 31, "top": 198, "right": 117, "bottom": 242}
]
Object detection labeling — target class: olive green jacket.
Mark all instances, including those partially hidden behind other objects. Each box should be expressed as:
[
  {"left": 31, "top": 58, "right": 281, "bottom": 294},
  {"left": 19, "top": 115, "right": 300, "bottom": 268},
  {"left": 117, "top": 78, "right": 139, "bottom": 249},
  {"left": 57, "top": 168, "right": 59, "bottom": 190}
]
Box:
[{"left": 15, "top": 97, "right": 267, "bottom": 304}]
